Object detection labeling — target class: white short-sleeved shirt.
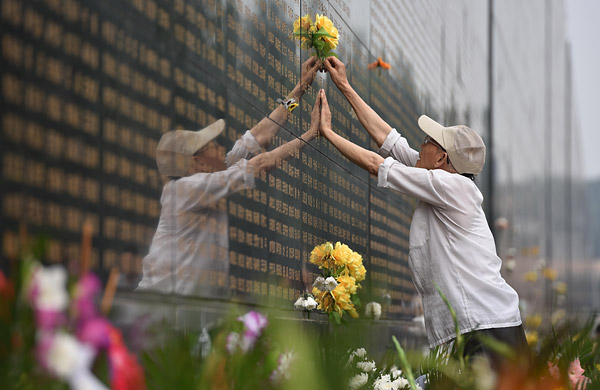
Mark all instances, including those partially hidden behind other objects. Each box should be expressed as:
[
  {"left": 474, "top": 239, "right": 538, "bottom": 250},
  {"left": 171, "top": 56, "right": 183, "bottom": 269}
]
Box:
[
  {"left": 137, "top": 130, "right": 261, "bottom": 296},
  {"left": 378, "top": 129, "right": 521, "bottom": 348}
]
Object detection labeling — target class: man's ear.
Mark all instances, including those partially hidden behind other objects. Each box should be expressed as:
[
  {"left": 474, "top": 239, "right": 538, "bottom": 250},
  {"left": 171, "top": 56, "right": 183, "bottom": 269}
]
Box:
[{"left": 434, "top": 151, "right": 447, "bottom": 168}]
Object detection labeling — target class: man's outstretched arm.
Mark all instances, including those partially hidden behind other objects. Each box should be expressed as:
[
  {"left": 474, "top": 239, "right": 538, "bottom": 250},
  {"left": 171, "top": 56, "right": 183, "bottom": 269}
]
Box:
[
  {"left": 318, "top": 89, "right": 384, "bottom": 176},
  {"left": 323, "top": 57, "right": 392, "bottom": 148}
]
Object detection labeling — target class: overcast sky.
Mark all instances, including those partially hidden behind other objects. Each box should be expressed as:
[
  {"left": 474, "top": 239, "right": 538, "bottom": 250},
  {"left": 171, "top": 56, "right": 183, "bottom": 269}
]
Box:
[{"left": 565, "top": 0, "right": 600, "bottom": 180}]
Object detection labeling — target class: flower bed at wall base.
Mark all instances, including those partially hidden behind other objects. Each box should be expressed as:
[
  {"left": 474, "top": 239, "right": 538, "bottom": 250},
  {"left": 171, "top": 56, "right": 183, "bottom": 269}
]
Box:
[{"left": 2, "top": 235, "right": 600, "bottom": 390}]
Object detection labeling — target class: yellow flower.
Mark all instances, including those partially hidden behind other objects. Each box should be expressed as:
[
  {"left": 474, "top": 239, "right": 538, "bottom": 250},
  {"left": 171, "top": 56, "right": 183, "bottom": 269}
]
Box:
[
  {"left": 309, "top": 242, "right": 331, "bottom": 267},
  {"left": 314, "top": 13, "right": 339, "bottom": 49},
  {"left": 524, "top": 271, "right": 538, "bottom": 282},
  {"left": 525, "top": 330, "right": 539, "bottom": 346},
  {"left": 542, "top": 267, "right": 558, "bottom": 281},
  {"left": 525, "top": 314, "right": 542, "bottom": 329},
  {"left": 293, "top": 14, "right": 312, "bottom": 36},
  {"left": 331, "top": 284, "right": 353, "bottom": 315},
  {"left": 553, "top": 281, "right": 567, "bottom": 295},
  {"left": 312, "top": 286, "right": 333, "bottom": 312},
  {"left": 337, "top": 275, "right": 357, "bottom": 295},
  {"left": 332, "top": 242, "right": 352, "bottom": 266},
  {"left": 346, "top": 252, "right": 366, "bottom": 282}
]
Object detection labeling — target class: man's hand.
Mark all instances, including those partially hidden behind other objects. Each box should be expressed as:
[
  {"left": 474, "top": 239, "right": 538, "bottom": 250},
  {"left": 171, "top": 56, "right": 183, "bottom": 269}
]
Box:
[
  {"left": 306, "top": 90, "right": 322, "bottom": 140},
  {"left": 318, "top": 89, "right": 333, "bottom": 139},
  {"left": 291, "top": 56, "right": 321, "bottom": 100},
  {"left": 324, "top": 57, "right": 350, "bottom": 92}
]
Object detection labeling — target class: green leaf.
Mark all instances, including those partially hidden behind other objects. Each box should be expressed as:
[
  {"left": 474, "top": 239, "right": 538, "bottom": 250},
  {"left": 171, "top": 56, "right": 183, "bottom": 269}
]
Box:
[
  {"left": 313, "top": 26, "right": 334, "bottom": 38},
  {"left": 351, "top": 294, "right": 361, "bottom": 306},
  {"left": 331, "top": 311, "right": 342, "bottom": 325},
  {"left": 313, "top": 38, "right": 325, "bottom": 50},
  {"left": 392, "top": 336, "right": 419, "bottom": 390},
  {"left": 324, "top": 51, "right": 338, "bottom": 58}
]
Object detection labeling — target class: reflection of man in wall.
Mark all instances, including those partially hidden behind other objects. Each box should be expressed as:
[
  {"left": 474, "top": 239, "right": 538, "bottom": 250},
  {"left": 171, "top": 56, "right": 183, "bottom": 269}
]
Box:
[
  {"left": 138, "top": 57, "right": 321, "bottom": 297},
  {"left": 319, "top": 57, "right": 524, "bottom": 367}
]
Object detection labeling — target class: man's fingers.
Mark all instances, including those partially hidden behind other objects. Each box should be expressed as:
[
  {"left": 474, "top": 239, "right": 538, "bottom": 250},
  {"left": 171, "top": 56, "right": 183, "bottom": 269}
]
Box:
[
  {"left": 320, "top": 89, "right": 329, "bottom": 109},
  {"left": 323, "top": 58, "right": 334, "bottom": 72}
]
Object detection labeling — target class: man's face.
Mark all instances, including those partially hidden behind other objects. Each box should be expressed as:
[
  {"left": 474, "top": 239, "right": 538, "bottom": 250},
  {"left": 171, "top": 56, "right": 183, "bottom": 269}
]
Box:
[
  {"left": 190, "top": 141, "right": 227, "bottom": 173},
  {"left": 416, "top": 135, "right": 447, "bottom": 170}
]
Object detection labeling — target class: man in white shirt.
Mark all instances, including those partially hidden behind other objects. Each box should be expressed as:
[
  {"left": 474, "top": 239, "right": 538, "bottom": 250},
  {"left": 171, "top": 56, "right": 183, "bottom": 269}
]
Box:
[
  {"left": 319, "top": 57, "right": 525, "bottom": 366},
  {"left": 138, "top": 57, "right": 322, "bottom": 297}
]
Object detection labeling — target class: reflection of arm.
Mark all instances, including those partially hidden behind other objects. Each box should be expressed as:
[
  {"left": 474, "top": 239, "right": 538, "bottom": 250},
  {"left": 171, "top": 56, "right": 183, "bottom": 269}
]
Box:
[
  {"left": 323, "top": 130, "right": 384, "bottom": 177},
  {"left": 170, "top": 160, "right": 254, "bottom": 209},
  {"left": 251, "top": 57, "right": 320, "bottom": 149},
  {"left": 248, "top": 130, "right": 315, "bottom": 174},
  {"left": 338, "top": 84, "right": 393, "bottom": 148}
]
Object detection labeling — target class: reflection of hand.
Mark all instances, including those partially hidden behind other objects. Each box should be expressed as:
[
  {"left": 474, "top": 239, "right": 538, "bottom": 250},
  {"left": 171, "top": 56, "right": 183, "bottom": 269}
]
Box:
[
  {"left": 292, "top": 56, "right": 320, "bottom": 100},
  {"left": 323, "top": 57, "right": 349, "bottom": 91},
  {"left": 306, "top": 91, "right": 322, "bottom": 139},
  {"left": 318, "top": 89, "right": 333, "bottom": 138}
]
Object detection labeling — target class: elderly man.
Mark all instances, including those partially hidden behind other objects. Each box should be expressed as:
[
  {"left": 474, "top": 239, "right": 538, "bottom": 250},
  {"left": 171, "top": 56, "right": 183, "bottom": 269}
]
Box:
[
  {"left": 138, "top": 57, "right": 322, "bottom": 297},
  {"left": 319, "top": 57, "right": 524, "bottom": 365}
]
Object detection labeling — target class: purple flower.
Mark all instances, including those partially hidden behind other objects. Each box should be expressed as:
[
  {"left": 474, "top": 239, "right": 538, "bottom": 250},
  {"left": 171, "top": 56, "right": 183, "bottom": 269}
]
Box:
[
  {"left": 77, "top": 317, "right": 111, "bottom": 350},
  {"left": 35, "top": 309, "right": 67, "bottom": 331},
  {"left": 74, "top": 273, "right": 102, "bottom": 321},
  {"left": 237, "top": 311, "right": 268, "bottom": 352}
]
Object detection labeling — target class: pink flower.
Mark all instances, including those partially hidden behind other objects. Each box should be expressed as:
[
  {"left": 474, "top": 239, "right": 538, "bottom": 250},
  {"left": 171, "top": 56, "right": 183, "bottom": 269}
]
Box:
[
  {"left": 77, "top": 317, "right": 111, "bottom": 350},
  {"left": 73, "top": 273, "right": 102, "bottom": 321},
  {"left": 35, "top": 309, "right": 67, "bottom": 330},
  {"left": 548, "top": 361, "right": 560, "bottom": 380},
  {"left": 237, "top": 311, "right": 268, "bottom": 352},
  {"left": 568, "top": 359, "right": 591, "bottom": 390}
]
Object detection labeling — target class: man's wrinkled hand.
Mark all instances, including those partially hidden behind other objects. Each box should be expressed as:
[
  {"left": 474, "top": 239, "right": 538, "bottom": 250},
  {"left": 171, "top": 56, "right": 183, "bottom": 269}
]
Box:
[
  {"left": 307, "top": 90, "right": 322, "bottom": 139},
  {"left": 318, "top": 89, "right": 333, "bottom": 138},
  {"left": 323, "top": 57, "right": 349, "bottom": 91}
]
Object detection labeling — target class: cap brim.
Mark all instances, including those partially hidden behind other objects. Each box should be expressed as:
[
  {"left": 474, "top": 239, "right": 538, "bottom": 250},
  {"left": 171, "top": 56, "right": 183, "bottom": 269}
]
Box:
[
  {"left": 418, "top": 115, "right": 446, "bottom": 148},
  {"left": 193, "top": 119, "right": 226, "bottom": 153}
]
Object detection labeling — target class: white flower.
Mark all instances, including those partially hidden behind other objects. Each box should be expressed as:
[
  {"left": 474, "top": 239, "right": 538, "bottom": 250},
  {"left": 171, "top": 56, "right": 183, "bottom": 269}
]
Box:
[
  {"left": 392, "top": 377, "right": 409, "bottom": 389},
  {"left": 270, "top": 351, "right": 295, "bottom": 383},
  {"left": 313, "top": 276, "right": 326, "bottom": 290},
  {"left": 294, "top": 297, "right": 306, "bottom": 310},
  {"left": 31, "top": 266, "right": 69, "bottom": 311},
  {"left": 471, "top": 355, "right": 496, "bottom": 390},
  {"left": 374, "top": 374, "right": 392, "bottom": 390},
  {"left": 365, "top": 302, "right": 382, "bottom": 320},
  {"left": 324, "top": 276, "right": 338, "bottom": 291},
  {"left": 226, "top": 332, "right": 240, "bottom": 354},
  {"left": 505, "top": 259, "right": 516, "bottom": 272},
  {"left": 46, "top": 333, "right": 82, "bottom": 379},
  {"left": 349, "top": 373, "right": 369, "bottom": 390},
  {"left": 390, "top": 365, "right": 402, "bottom": 379},
  {"left": 303, "top": 296, "right": 317, "bottom": 310},
  {"left": 353, "top": 347, "right": 367, "bottom": 359},
  {"left": 356, "top": 360, "right": 376, "bottom": 372}
]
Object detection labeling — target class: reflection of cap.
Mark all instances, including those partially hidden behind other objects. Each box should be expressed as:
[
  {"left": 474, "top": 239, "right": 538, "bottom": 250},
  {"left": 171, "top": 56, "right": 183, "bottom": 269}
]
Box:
[
  {"left": 156, "top": 119, "right": 225, "bottom": 177},
  {"left": 417, "top": 115, "right": 486, "bottom": 175}
]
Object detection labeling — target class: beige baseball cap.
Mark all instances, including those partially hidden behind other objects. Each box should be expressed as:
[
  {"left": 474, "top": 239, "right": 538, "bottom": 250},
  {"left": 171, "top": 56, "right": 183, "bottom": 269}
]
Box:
[
  {"left": 417, "top": 115, "right": 486, "bottom": 175},
  {"left": 156, "top": 119, "right": 225, "bottom": 177}
]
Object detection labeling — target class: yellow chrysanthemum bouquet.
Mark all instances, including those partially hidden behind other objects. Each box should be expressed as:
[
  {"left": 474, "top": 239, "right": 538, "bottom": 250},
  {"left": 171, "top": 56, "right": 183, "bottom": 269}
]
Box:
[
  {"left": 292, "top": 14, "right": 339, "bottom": 61},
  {"left": 309, "top": 242, "right": 366, "bottom": 324}
]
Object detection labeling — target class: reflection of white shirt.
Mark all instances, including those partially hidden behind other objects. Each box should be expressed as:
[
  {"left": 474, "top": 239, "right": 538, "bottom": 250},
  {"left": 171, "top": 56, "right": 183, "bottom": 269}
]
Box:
[
  {"left": 137, "top": 131, "right": 260, "bottom": 296},
  {"left": 377, "top": 129, "right": 521, "bottom": 348}
]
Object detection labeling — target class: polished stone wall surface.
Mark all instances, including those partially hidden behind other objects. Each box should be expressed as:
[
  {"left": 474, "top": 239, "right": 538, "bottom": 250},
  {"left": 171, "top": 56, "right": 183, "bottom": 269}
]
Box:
[{"left": 0, "top": 0, "right": 494, "bottom": 322}]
